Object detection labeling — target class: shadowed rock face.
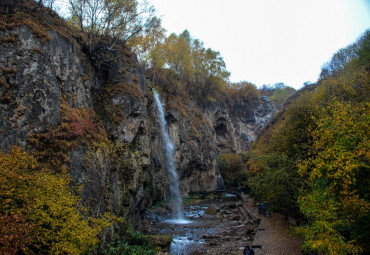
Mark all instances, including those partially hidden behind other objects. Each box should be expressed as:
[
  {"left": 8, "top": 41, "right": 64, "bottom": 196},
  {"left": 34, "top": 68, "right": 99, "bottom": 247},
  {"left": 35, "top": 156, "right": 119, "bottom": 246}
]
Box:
[
  {"left": 1, "top": 27, "right": 86, "bottom": 148},
  {"left": 204, "top": 100, "right": 276, "bottom": 154},
  {"left": 0, "top": 24, "right": 275, "bottom": 228}
]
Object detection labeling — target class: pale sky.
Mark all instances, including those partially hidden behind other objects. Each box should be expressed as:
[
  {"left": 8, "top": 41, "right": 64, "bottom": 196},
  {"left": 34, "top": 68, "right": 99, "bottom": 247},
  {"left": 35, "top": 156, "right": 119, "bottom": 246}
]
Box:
[{"left": 152, "top": 0, "right": 370, "bottom": 89}]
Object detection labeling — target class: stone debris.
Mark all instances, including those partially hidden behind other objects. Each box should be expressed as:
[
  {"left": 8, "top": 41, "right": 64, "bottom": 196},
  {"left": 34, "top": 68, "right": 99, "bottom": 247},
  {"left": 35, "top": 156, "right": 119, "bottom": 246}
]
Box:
[
  {"left": 204, "top": 205, "right": 219, "bottom": 215},
  {"left": 145, "top": 193, "right": 303, "bottom": 254}
]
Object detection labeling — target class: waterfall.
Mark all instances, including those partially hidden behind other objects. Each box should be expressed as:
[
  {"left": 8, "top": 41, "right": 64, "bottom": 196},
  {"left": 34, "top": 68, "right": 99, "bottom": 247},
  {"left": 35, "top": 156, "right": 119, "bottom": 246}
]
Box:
[{"left": 153, "top": 89, "right": 187, "bottom": 222}]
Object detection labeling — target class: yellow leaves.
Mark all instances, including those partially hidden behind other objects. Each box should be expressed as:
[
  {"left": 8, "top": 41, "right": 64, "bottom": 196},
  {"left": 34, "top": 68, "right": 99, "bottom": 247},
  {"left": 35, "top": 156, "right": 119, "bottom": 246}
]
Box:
[
  {"left": 0, "top": 146, "right": 115, "bottom": 254},
  {"left": 147, "top": 29, "right": 230, "bottom": 102},
  {"left": 301, "top": 100, "right": 368, "bottom": 180},
  {"left": 296, "top": 89, "right": 369, "bottom": 254},
  {"left": 340, "top": 190, "right": 370, "bottom": 218},
  {"left": 252, "top": 33, "right": 369, "bottom": 254},
  {"left": 297, "top": 218, "right": 363, "bottom": 255}
]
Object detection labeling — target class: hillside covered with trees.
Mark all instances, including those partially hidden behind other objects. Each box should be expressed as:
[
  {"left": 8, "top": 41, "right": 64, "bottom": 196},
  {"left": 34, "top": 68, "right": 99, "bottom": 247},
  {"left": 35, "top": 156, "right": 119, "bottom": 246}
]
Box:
[{"left": 234, "top": 30, "right": 369, "bottom": 254}]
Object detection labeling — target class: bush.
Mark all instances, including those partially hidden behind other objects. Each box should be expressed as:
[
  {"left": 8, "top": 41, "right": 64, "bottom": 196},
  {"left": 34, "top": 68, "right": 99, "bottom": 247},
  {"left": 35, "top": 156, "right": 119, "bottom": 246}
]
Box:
[
  {"left": 270, "top": 86, "right": 296, "bottom": 105},
  {"left": 218, "top": 153, "right": 247, "bottom": 187},
  {"left": 248, "top": 153, "right": 300, "bottom": 212},
  {"left": 0, "top": 146, "right": 115, "bottom": 255},
  {"left": 296, "top": 100, "right": 370, "bottom": 254},
  {"left": 102, "top": 224, "right": 157, "bottom": 255}
]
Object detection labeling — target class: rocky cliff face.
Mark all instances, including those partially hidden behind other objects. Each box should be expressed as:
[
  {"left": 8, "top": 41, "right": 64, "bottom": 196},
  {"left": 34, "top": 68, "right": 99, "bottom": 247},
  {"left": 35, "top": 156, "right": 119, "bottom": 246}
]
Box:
[
  {"left": 205, "top": 97, "right": 276, "bottom": 154},
  {"left": 0, "top": 22, "right": 275, "bottom": 227}
]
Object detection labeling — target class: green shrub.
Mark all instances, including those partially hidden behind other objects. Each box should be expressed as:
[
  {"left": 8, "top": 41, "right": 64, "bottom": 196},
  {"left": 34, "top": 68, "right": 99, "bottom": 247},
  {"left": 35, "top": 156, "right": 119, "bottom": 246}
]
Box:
[{"left": 218, "top": 153, "right": 247, "bottom": 187}]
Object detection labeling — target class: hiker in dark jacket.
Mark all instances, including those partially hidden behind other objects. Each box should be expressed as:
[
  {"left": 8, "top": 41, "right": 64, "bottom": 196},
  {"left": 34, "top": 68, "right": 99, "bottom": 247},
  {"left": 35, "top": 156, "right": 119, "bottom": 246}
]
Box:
[
  {"left": 243, "top": 244, "right": 255, "bottom": 255},
  {"left": 258, "top": 202, "right": 266, "bottom": 215}
]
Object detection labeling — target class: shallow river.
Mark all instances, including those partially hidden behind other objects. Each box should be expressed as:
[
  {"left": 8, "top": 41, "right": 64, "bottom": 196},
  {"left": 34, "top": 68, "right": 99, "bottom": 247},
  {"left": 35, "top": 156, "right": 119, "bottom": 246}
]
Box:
[{"left": 145, "top": 194, "right": 258, "bottom": 254}]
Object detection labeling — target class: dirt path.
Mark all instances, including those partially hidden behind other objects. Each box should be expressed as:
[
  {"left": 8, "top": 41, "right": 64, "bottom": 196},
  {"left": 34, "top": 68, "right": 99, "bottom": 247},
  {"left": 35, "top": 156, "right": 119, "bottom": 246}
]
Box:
[{"left": 241, "top": 193, "right": 303, "bottom": 255}]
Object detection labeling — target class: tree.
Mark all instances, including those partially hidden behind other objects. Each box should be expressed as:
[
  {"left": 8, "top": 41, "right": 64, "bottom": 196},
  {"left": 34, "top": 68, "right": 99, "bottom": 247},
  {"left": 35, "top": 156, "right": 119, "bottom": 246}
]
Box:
[
  {"left": 68, "top": 0, "right": 155, "bottom": 48},
  {"left": 36, "top": 0, "right": 55, "bottom": 10},
  {"left": 218, "top": 154, "right": 246, "bottom": 187},
  {"left": 259, "top": 84, "right": 275, "bottom": 97},
  {"left": 319, "top": 46, "right": 357, "bottom": 79},
  {"left": 297, "top": 100, "right": 370, "bottom": 254},
  {"left": 162, "top": 31, "right": 194, "bottom": 80},
  {"left": 194, "top": 48, "right": 229, "bottom": 99},
  {"left": 273, "top": 82, "right": 286, "bottom": 89},
  {"left": 231, "top": 82, "right": 259, "bottom": 102},
  {"left": 144, "top": 29, "right": 230, "bottom": 101},
  {"left": 129, "top": 17, "right": 166, "bottom": 68},
  {"left": 247, "top": 91, "right": 314, "bottom": 212},
  {"left": 318, "top": 30, "right": 370, "bottom": 80},
  {"left": 303, "top": 81, "right": 313, "bottom": 87},
  {"left": 356, "top": 29, "right": 370, "bottom": 67},
  {"left": 246, "top": 28, "right": 370, "bottom": 253},
  {"left": 270, "top": 86, "right": 296, "bottom": 105},
  {"left": 0, "top": 146, "right": 116, "bottom": 254},
  {"left": 249, "top": 153, "right": 300, "bottom": 212}
]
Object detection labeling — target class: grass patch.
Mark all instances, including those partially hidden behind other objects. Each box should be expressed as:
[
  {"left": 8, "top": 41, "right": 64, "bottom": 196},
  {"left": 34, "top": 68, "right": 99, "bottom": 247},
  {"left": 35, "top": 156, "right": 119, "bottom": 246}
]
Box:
[
  {"left": 102, "top": 223, "right": 171, "bottom": 255},
  {"left": 183, "top": 192, "right": 215, "bottom": 205},
  {"left": 0, "top": 1, "right": 84, "bottom": 48}
]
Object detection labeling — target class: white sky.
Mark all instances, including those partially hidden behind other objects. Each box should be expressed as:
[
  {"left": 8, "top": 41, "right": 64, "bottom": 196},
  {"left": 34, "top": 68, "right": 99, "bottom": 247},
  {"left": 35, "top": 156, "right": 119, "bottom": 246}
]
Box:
[{"left": 152, "top": 0, "right": 370, "bottom": 89}]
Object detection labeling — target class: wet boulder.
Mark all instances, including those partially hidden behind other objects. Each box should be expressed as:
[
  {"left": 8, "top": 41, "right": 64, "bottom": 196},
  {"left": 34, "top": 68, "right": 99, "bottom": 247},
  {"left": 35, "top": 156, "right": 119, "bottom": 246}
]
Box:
[{"left": 205, "top": 205, "right": 219, "bottom": 215}]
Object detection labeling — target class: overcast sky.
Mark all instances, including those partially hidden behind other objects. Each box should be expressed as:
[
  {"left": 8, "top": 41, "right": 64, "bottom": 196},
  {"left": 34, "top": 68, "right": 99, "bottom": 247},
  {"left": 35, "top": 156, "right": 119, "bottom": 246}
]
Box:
[{"left": 152, "top": 0, "right": 370, "bottom": 89}]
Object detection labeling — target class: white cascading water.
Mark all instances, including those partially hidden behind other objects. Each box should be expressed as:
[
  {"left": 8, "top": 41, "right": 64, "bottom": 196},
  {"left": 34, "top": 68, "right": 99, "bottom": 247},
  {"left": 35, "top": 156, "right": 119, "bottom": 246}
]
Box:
[{"left": 153, "top": 90, "right": 189, "bottom": 223}]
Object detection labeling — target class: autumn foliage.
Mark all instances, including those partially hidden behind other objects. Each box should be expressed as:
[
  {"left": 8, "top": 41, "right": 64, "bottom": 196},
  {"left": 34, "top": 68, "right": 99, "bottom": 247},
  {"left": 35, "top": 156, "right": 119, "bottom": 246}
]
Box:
[
  {"left": 0, "top": 146, "right": 116, "bottom": 254},
  {"left": 28, "top": 103, "right": 107, "bottom": 170},
  {"left": 218, "top": 154, "right": 247, "bottom": 187},
  {"left": 245, "top": 30, "right": 370, "bottom": 254},
  {"left": 296, "top": 100, "right": 370, "bottom": 254}
]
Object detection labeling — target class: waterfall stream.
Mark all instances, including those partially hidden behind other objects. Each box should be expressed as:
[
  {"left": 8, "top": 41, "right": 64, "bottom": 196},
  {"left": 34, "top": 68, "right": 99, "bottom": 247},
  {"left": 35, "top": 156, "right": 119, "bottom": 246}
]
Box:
[{"left": 153, "top": 90, "right": 189, "bottom": 223}]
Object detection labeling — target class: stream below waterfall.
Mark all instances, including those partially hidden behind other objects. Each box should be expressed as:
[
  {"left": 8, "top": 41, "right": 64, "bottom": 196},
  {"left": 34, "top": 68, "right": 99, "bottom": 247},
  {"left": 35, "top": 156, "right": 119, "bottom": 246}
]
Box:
[
  {"left": 143, "top": 194, "right": 259, "bottom": 255},
  {"left": 152, "top": 91, "right": 259, "bottom": 254}
]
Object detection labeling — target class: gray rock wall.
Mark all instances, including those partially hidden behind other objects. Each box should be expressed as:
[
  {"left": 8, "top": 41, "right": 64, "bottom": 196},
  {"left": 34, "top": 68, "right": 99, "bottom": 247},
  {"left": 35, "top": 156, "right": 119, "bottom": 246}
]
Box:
[
  {"left": 0, "top": 26, "right": 223, "bottom": 226},
  {"left": 0, "top": 26, "right": 99, "bottom": 149},
  {"left": 205, "top": 98, "right": 276, "bottom": 154}
]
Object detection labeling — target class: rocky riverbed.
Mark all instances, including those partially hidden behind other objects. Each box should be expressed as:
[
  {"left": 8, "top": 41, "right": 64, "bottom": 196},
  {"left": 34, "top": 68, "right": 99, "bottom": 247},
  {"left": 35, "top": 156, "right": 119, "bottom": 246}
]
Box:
[
  {"left": 143, "top": 193, "right": 260, "bottom": 254},
  {"left": 142, "top": 193, "right": 303, "bottom": 255}
]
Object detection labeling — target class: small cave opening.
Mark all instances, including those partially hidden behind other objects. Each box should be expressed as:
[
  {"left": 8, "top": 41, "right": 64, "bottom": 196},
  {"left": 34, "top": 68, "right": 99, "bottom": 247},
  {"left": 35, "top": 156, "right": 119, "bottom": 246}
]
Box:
[
  {"left": 165, "top": 113, "right": 177, "bottom": 125},
  {"left": 215, "top": 122, "right": 227, "bottom": 136},
  {"left": 217, "top": 117, "right": 227, "bottom": 122}
]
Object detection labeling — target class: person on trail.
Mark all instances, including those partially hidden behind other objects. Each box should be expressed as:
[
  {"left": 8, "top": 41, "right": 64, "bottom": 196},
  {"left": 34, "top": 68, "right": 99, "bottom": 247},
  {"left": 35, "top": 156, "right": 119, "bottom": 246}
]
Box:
[
  {"left": 243, "top": 244, "right": 255, "bottom": 255},
  {"left": 258, "top": 202, "right": 266, "bottom": 215},
  {"left": 257, "top": 203, "right": 261, "bottom": 215}
]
